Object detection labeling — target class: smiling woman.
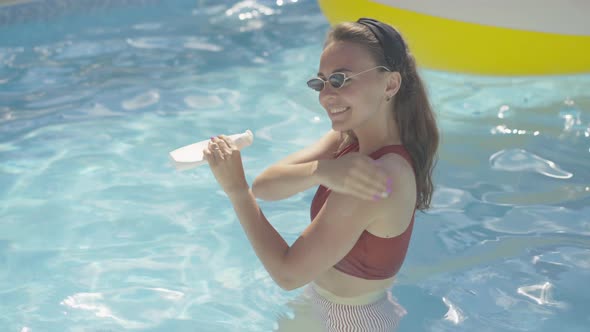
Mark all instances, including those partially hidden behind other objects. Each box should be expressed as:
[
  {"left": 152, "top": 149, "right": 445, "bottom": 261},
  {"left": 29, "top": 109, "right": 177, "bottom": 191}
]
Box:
[
  {"left": 205, "top": 17, "right": 439, "bottom": 331},
  {"left": 1, "top": 0, "right": 589, "bottom": 331}
]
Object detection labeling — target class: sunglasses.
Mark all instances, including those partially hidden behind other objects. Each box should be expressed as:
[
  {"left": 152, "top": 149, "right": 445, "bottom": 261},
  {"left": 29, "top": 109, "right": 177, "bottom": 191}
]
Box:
[{"left": 306, "top": 66, "right": 391, "bottom": 92}]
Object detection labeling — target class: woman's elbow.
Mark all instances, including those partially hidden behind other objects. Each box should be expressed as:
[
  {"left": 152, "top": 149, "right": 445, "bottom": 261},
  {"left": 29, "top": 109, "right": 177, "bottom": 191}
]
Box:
[
  {"left": 279, "top": 283, "right": 299, "bottom": 291},
  {"left": 251, "top": 178, "right": 269, "bottom": 200},
  {"left": 271, "top": 265, "right": 308, "bottom": 291},
  {"left": 274, "top": 274, "right": 303, "bottom": 291},
  {"left": 252, "top": 177, "right": 280, "bottom": 201}
]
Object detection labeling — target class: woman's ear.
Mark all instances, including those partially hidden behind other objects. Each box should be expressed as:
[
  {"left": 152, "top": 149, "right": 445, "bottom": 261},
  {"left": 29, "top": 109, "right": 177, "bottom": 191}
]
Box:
[{"left": 385, "top": 72, "right": 402, "bottom": 98}]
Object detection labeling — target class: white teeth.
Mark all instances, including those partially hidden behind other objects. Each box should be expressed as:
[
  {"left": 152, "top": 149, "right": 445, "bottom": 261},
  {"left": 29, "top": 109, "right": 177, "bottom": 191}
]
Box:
[{"left": 330, "top": 107, "right": 348, "bottom": 114}]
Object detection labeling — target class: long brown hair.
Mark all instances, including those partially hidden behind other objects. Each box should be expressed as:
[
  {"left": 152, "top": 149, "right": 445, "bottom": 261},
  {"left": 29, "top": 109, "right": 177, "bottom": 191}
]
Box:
[{"left": 325, "top": 22, "right": 439, "bottom": 211}]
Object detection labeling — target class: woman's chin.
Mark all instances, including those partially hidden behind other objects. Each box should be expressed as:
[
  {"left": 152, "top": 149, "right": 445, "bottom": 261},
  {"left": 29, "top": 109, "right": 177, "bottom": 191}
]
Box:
[{"left": 331, "top": 122, "right": 348, "bottom": 132}]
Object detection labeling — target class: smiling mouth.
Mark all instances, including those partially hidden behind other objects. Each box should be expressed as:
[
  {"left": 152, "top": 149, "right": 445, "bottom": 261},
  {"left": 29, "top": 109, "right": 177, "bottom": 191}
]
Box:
[{"left": 329, "top": 107, "right": 349, "bottom": 115}]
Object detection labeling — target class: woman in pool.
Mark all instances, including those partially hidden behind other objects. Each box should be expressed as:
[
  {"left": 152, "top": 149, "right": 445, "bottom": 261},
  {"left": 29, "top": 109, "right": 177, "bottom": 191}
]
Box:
[{"left": 204, "top": 18, "right": 439, "bottom": 331}]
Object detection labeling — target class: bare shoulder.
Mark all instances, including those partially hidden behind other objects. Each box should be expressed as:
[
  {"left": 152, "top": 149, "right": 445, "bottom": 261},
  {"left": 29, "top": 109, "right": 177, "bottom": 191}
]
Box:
[
  {"left": 378, "top": 152, "right": 416, "bottom": 189},
  {"left": 367, "top": 152, "right": 417, "bottom": 236}
]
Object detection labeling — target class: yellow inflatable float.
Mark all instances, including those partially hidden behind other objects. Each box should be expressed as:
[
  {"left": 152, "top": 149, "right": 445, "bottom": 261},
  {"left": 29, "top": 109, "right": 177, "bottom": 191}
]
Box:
[{"left": 318, "top": 0, "right": 590, "bottom": 76}]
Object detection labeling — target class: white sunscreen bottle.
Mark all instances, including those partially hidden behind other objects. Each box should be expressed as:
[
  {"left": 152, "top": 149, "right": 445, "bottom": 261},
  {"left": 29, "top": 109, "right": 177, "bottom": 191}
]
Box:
[{"left": 169, "top": 130, "right": 254, "bottom": 171}]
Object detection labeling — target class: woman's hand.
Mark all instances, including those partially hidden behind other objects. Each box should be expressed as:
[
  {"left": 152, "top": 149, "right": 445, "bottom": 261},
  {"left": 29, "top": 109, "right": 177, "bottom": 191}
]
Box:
[
  {"left": 314, "top": 152, "right": 392, "bottom": 201},
  {"left": 203, "top": 135, "right": 249, "bottom": 196}
]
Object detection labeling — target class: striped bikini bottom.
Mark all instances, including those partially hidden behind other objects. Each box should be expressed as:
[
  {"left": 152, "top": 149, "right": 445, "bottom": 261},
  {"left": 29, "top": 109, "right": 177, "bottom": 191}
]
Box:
[{"left": 306, "top": 283, "right": 407, "bottom": 332}]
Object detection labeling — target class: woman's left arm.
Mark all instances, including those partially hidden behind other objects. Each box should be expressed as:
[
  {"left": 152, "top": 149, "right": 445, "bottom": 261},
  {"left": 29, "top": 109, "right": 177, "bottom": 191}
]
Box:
[
  {"left": 226, "top": 186, "right": 394, "bottom": 290},
  {"left": 205, "top": 135, "right": 413, "bottom": 290}
]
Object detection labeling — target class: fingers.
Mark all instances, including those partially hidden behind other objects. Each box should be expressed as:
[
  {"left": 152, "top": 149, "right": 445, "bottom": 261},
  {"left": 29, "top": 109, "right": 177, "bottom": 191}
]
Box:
[
  {"left": 374, "top": 161, "right": 394, "bottom": 200},
  {"left": 216, "top": 138, "right": 232, "bottom": 155},
  {"left": 207, "top": 137, "right": 224, "bottom": 161},
  {"left": 203, "top": 146, "right": 216, "bottom": 164},
  {"left": 208, "top": 135, "right": 236, "bottom": 162},
  {"left": 352, "top": 177, "right": 390, "bottom": 201},
  {"left": 354, "top": 159, "right": 392, "bottom": 201},
  {"left": 370, "top": 160, "right": 392, "bottom": 191},
  {"left": 339, "top": 172, "right": 387, "bottom": 201},
  {"left": 218, "top": 135, "right": 237, "bottom": 150},
  {"left": 346, "top": 180, "right": 384, "bottom": 201}
]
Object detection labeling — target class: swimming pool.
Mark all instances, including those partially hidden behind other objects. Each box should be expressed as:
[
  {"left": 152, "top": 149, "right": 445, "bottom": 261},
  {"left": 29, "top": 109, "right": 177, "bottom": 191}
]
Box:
[{"left": 1, "top": 0, "right": 589, "bottom": 331}]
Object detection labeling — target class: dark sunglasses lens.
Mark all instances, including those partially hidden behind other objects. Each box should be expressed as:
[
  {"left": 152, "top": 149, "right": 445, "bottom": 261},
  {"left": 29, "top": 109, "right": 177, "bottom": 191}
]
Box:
[
  {"left": 307, "top": 78, "right": 324, "bottom": 91},
  {"left": 329, "top": 74, "right": 346, "bottom": 88}
]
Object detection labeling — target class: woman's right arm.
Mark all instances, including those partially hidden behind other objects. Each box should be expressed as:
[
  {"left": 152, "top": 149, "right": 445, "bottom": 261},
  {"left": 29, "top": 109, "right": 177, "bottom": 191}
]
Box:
[{"left": 251, "top": 130, "right": 341, "bottom": 201}]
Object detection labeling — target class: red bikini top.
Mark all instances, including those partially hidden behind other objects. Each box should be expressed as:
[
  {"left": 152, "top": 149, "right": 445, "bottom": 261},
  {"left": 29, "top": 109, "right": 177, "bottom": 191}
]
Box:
[{"left": 310, "top": 143, "right": 416, "bottom": 280}]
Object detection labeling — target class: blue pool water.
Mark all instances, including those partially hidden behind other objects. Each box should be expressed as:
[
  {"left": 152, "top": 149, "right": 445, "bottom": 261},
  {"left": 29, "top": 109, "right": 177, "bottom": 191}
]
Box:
[{"left": 1, "top": 0, "right": 589, "bottom": 331}]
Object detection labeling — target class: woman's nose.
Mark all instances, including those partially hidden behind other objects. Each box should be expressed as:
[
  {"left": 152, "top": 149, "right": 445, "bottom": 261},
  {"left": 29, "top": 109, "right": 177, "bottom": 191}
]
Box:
[{"left": 319, "top": 82, "right": 337, "bottom": 97}]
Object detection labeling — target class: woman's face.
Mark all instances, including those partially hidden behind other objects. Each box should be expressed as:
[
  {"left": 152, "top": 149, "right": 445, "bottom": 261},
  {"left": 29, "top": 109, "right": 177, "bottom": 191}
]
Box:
[{"left": 316, "top": 41, "right": 390, "bottom": 132}]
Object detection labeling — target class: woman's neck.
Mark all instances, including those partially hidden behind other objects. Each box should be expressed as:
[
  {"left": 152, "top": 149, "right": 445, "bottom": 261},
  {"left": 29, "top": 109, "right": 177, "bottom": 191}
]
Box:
[{"left": 354, "top": 111, "right": 401, "bottom": 154}]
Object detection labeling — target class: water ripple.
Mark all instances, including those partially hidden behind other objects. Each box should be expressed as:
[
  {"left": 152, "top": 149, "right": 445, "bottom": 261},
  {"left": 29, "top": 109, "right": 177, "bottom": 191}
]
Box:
[
  {"left": 517, "top": 282, "right": 565, "bottom": 307},
  {"left": 132, "top": 22, "right": 162, "bottom": 31},
  {"left": 126, "top": 36, "right": 223, "bottom": 52},
  {"left": 430, "top": 186, "right": 474, "bottom": 213},
  {"left": 184, "top": 94, "right": 224, "bottom": 109},
  {"left": 483, "top": 205, "right": 590, "bottom": 235},
  {"left": 121, "top": 89, "right": 160, "bottom": 110},
  {"left": 183, "top": 38, "right": 224, "bottom": 52},
  {"left": 225, "top": 1, "right": 276, "bottom": 20},
  {"left": 126, "top": 37, "right": 180, "bottom": 49},
  {"left": 60, "top": 292, "right": 151, "bottom": 329},
  {"left": 489, "top": 148, "right": 573, "bottom": 179},
  {"left": 442, "top": 297, "right": 466, "bottom": 325}
]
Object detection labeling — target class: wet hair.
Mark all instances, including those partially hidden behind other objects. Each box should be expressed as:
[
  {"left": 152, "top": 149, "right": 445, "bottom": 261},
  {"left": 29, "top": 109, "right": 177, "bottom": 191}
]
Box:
[{"left": 324, "top": 19, "right": 439, "bottom": 211}]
